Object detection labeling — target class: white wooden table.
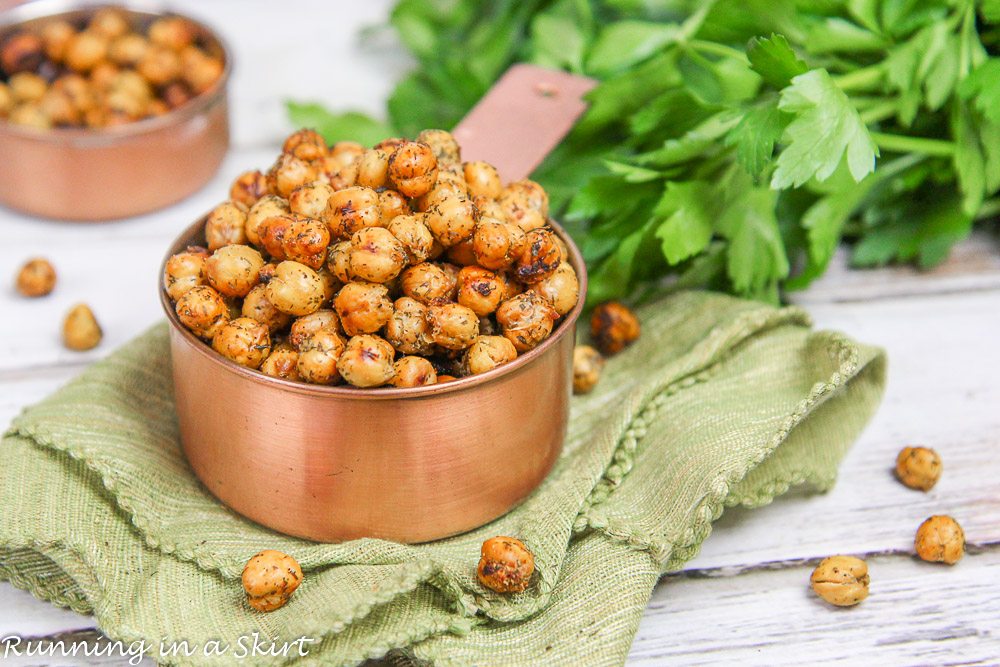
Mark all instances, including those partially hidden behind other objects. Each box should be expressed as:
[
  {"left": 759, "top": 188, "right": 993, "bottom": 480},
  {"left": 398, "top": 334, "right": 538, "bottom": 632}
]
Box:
[{"left": 2, "top": 2, "right": 999, "bottom": 664}]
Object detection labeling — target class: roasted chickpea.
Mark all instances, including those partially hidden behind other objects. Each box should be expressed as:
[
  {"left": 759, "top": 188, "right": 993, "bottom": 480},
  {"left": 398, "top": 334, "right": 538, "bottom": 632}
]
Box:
[
  {"left": 325, "top": 141, "right": 364, "bottom": 172},
  {"left": 52, "top": 73, "right": 96, "bottom": 112},
  {"left": 417, "top": 129, "right": 460, "bottom": 166},
  {"left": 160, "top": 81, "right": 192, "bottom": 109},
  {"left": 349, "top": 227, "right": 407, "bottom": 283},
  {"left": 377, "top": 189, "right": 410, "bottom": 223},
  {"left": 241, "top": 284, "right": 292, "bottom": 333},
  {"left": 496, "top": 291, "right": 558, "bottom": 353},
  {"left": 62, "top": 303, "right": 102, "bottom": 351},
  {"left": 445, "top": 238, "right": 478, "bottom": 266},
  {"left": 103, "top": 87, "right": 146, "bottom": 119},
  {"left": 427, "top": 301, "right": 478, "bottom": 350},
  {"left": 496, "top": 271, "right": 524, "bottom": 302},
  {"left": 289, "top": 181, "right": 335, "bottom": 219},
  {"left": 0, "top": 83, "right": 12, "bottom": 116},
  {"left": 326, "top": 240, "right": 352, "bottom": 283},
  {"left": 323, "top": 186, "right": 382, "bottom": 239},
  {"left": 163, "top": 246, "right": 208, "bottom": 300},
  {"left": 259, "top": 214, "right": 330, "bottom": 269},
  {"left": 148, "top": 16, "right": 197, "bottom": 51},
  {"left": 572, "top": 345, "right": 604, "bottom": 394},
  {"left": 810, "top": 556, "right": 869, "bottom": 607},
  {"left": 15, "top": 257, "right": 57, "bottom": 297},
  {"left": 283, "top": 128, "right": 328, "bottom": 162},
  {"left": 296, "top": 330, "right": 346, "bottom": 384},
  {"left": 230, "top": 170, "right": 268, "bottom": 208},
  {"left": 590, "top": 301, "right": 641, "bottom": 356},
  {"left": 267, "top": 153, "right": 318, "bottom": 199},
  {"left": 387, "top": 214, "right": 434, "bottom": 265},
  {"left": 8, "top": 103, "right": 50, "bottom": 129},
  {"left": 530, "top": 262, "right": 579, "bottom": 316},
  {"left": 463, "top": 336, "right": 517, "bottom": 375},
  {"left": 895, "top": 446, "right": 942, "bottom": 491},
  {"left": 242, "top": 550, "right": 302, "bottom": 613},
  {"left": 211, "top": 317, "right": 270, "bottom": 369},
  {"left": 260, "top": 342, "right": 300, "bottom": 381},
  {"left": 41, "top": 20, "right": 75, "bottom": 63},
  {"left": 266, "top": 261, "right": 325, "bottom": 316},
  {"left": 387, "top": 141, "right": 438, "bottom": 197},
  {"left": 474, "top": 196, "right": 506, "bottom": 222},
  {"left": 515, "top": 227, "right": 561, "bottom": 284},
  {"left": 8, "top": 72, "right": 46, "bottom": 103},
  {"left": 477, "top": 536, "right": 534, "bottom": 593},
  {"left": 414, "top": 174, "right": 468, "bottom": 212},
  {"left": 425, "top": 196, "right": 479, "bottom": 248},
  {"left": 390, "top": 356, "right": 437, "bottom": 387},
  {"left": 463, "top": 161, "right": 502, "bottom": 199},
  {"left": 317, "top": 266, "right": 339, "bottom": 305},
  {"left": 204, "top": 201, "right": 248, "bottom": 250},
  {"left": 355, "top": 146, "right": 391, "bottom": 189},
  {"left": 176, "top": 285, "right": 229, "bottom": 339},
  {"left": 325, "top": 159, "right": 359, "bottom": 191},
  {"left": 455, "top": 266, "right": 504, "bottom": 316},
  {"left": 472, "top": 217, "right": 527, "bottom": 271},
  {"left": 334, "top": 281, "right": 393, "bottom": 336},
  {"left": 246, "top": 195, "right": 289, "bottom": 247},
  {"left": 89, "top": 8, "right": 129, "bottom": 39},
  {"left": 289, "top": 309, "right": 340, "bottom": 349},
  {"left": 183, "top": 53, "right": 223, "bottom": 94},
  {"left": 107, "top": 32, "right": 148, "bottom": 66},
  {"left": 915, "top": 515, "right": 965, "bottom": 565},
  {"left": 384, "top": 297, "right": 434, "bottom": 355},
  {"left": 337, "top": 335, "right": 396, "bottom": 388},
  {"left": 400, "top": 262, "right": 453, "bottom": 304},
  {"left": 1, "top": 32, "right": 44, "bottom": 75},
  {"left": 134, "top": 44, "right": 179, "bottom": 85}
]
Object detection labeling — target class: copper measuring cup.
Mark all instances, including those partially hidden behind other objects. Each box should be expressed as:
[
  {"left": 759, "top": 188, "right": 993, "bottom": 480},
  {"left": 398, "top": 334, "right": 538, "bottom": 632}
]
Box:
[{"left": 160, "top": 66, "right": 596, "bottom": 543}]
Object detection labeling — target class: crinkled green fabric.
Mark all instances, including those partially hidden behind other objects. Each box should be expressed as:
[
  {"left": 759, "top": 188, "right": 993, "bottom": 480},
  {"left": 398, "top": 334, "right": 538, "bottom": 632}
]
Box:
[{"left": 0, "top": 291, "right": 886, "bottom": 666}]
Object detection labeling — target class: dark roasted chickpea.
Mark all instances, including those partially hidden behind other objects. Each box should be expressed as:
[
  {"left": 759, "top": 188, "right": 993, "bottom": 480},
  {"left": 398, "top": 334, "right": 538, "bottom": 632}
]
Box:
[
  {"left": 349, "top": 227, "right": 407, "bottom": 283},
  {"left": 590, "top": 301, "right": 641, "bottom": 356},
  {"left": 334, "top": 281, "right": 393, "bottom": 336},
  {"left": 15, "top": 257, "right": 57, "bottom": 297},
  {"left": 266, "top": 261, "right": 325, "bottom": 316},
  {"left": 163, "top": 246, "right": 208, "bottom": 300},
  {"left": 289, "top": 181, "right": 335, "bottom": 219},
  {"left": 267, "top": 153, "right": 318, "bottom": 199},
  {"left": 463, "top": 335, "right": 517, "bottom": 375},
  {"left": 242, "top": 550, "right": 302, "bottom": 613},
  {"left": 63, "top": 303, "right": 102, "bottom": 351},
  {"left": 472, "top": 217, "right": 527, "bottom": 271},
  {"left": 230, "top": 170, "right": 268, "bottom": 208},
  {"left": 204, "top": 201, "right": 248, "bottom": 250},
  {"left": 211, "top": 317, "right": 270, "bottom": 369},
  {"left": 446, "top": 238, "right": 478, "bottom": 266},
  {"left": 530, "top": 262, "right": 579, "bottom": 316},
  {"left": 427, "top": 301, "right": 478, "bottom": 350},
  {"left": 160, "top": 81, "right": 192, "bottom": 109},
  {"left": 496, "top": 291, "right": 558, "bottom": 353},
  {"left": 384, "top": 297, "right": 434, "bottom": 355},
  {"left": 9, "top": 72, "right": 46, "bottom": 103},
  {"left": 8, "top": 103, "right": 50, "bottom": 129},
  {"left": 241, "top": 283, "right": 292, "bottom": 333},
  {"left": 425, "top": 195, "right": 479, "bottom": 248},
  {"left": 323, "top": 186, "right": 382, "bottom": 239},
  {"left": 89, "top": 7, "right": 130, "bottom": 39},
  {"left": 337, "top": 334, "right": 396, "bottom": 387},
  {"left": 387, "top": 141, "right": 438, "bottom": 197},
  {"left": 259, "top": 214, "right": 330, "bottom": 270},
  {"left": 457, "top": 266, "right": 503, "bottom": 317},
  {"left": 1, "top": 32, "right": 45, "bottom": 75},
  {"left": 246, "top": 195, "right": 289, "bottom": 247},
  {"left": 289, "top": 309, "right": 341, "bottom": 349},
  {"left": 390, "top": 356, "right": 437, "bottom": 387},
  {"left": 283, "top": 128, "right": 328, "bottom": 162},
  {"left": 296, "top": 330, "right": 346, "bottom": 384},
  {"left": 477, "top": 536, "right": 534, "bottom": 593},
  {"left": 205, "top": 244, "right": 264, "bottom": 298},
  {"left": 387, "top": 214, "right": 434, "bottom": 265},
  {"left": 417, "top": 128, "right": 460, "bottom": 166},
  {"left": 108, "top": 32, "right": 148, "bottom": 66},
  {"left": 176, "top": 285, "right": 229, "bottom": 339},
  {"left": 260, "top": 342, "right": 300, "bottom": 381},
  {"left": 463, "top": 161, "right": 502, "bottom": 199},
  {"left": 326, "top": 240, "right": 352, "bottom": 283},
  {"left": 182, "top": 52, "right": 223, "bottom": 94},
  {"left": 41, "top": 20, "right": 75, "bottom": 63},
  {"left": 400, "top": 262, "right": 452, "bottom": 304},
  {"left": 148, "top": 16, "right": 197, "bottom": 51},
  {"left": 572, "top": 345, "right": 604, "bottom": 395},
  {"left": 515, "top": 228, "right": 561, "bottom": 284},
  {"left": 355, "top": 146, "right": 391, "bottom": 189}
]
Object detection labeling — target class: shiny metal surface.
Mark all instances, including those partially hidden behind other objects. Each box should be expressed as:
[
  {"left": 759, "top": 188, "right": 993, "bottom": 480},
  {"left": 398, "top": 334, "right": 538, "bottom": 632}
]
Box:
[
  {"left": 0, "top": 1, "right": 231, "bottom": 220},
  {"left": 160, "top": 216, "right": 587, "bottom": 543}
]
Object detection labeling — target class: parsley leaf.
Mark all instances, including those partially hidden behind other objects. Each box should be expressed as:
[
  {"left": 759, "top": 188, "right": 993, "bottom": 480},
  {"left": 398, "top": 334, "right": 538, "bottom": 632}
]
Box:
[{"left": 747, "top": 34, "right": 808, "bottom": 89}]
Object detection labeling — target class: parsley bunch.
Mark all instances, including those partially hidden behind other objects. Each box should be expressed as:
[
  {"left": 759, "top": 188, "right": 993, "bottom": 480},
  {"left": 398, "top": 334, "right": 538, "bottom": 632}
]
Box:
[{"left": 289, "top": 0, "right": 1000, "bottom": 303}]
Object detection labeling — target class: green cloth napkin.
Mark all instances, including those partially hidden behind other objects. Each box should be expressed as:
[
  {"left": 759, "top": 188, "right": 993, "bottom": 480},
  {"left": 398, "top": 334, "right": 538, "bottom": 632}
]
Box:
[{"left": 0, "top": 291, "right": 885, "bottom": 666}]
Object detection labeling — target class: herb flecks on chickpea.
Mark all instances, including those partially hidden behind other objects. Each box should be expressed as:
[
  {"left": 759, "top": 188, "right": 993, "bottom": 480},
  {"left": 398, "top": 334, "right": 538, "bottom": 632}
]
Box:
[
  {"left": 212, "top": 317, "right": 270, "bottom": 369},
  {"left": 915, "top": 515, "right": 965, "bottom": 564},
  {"left": 895, "top": 446, "right": 942, "bottom": 491},
  {"left": 810, "top": 556, "right": 869, "bottom": 607},
  {"left": 477, "top": 536, "right": 534, "bottom": 594},
  {"left": 242, "top": 550, "right": 302, "bottom": 613},
  {"left": 15, "top": 257, "right": 57, "bottom": 297}
]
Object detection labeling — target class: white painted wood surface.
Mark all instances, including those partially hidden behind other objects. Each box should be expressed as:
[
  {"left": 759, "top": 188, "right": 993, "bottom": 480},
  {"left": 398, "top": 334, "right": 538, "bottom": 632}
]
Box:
[{"left": 2, "top": 1, "right": 1000, "bottom": 665}]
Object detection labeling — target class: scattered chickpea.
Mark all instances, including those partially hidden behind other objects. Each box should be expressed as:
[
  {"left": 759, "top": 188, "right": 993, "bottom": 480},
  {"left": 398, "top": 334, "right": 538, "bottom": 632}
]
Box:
[
  {"left": 477, "top": 536, "right": 534, "bottom": 593},
  {"left": 810, "top": 555, "right": 870, "bottom": 607},
  {"left": 590, "top": 301, "right": 640, "bottom": 355},
  {"left": 915, "top": 515, "right": 965, "bottom": 565},
  {"left": 62, "top": 303, "right": 103, "bottom": 351},
  {"left": 15, "top": 257, "right": 57, "bottom": 297},
  {"left": 572, "top": 346, "right": 604, "bottom": 395},
  {"left": 895, "top": 446, "right": 942, "bottom": 491},
  {"left": 241, "top": 550, "right": 303, "bottom": 612}
]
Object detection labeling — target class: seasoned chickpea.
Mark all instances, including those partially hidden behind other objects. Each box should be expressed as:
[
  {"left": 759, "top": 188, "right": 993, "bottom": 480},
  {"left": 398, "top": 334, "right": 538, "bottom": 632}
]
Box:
[
  {"left": 355, "top": 147, "right": 391, "bottom": 189},
  {"left": 160, "top": 81, "right": 192, "bottom": 109},
  {"left": 477, "top": 536, "right": 534, "bottom": 593},
  {"left": 378, "top": 189, "right": 411, "bottom": 222},
  {"left": 267, "top": 153, "right": 318, "bottom": 199},
  {"left": 427, "top": 301, "right": 479, "bottom": 350},
  {"left": 425, "top": 196, "right": 479, "bottom": 248},
  {"left": 496, "top": 291, "right": 558, "bottom": 353},
  {"left": 895, "top": 446, "right": 942, "bottom": 491},
  {"left": 387, "top": 214, "right": 434, "bottom": 265},
  {"left": 176, "top": 285, "right": 229, "bottom": 339},
  {"left": 283, "top": 128, "right": 327, "bottom": 162},
  {"left": 230, "top": 170, "right": 268, "bottom": 208},
  {"left": 89, "top": 8, "right": 130, "bottom": 39},
  {"left": 41, "top": 20, "right": 76, "bottom": 63},
  {"left": 572, "top": 345, "right": 604, "bottom": 394},
  {"left": 437, "top": 374, "right": 458, "bottom": 383},
  {"left": 590, "top": 301, "right": 641, "bottom": 355},
  {"left": 445, "top": 238, "right": 478, "bottom": 266},
  {"left": 52, "top": 73, "right": 96, "bottom": 112},
  {"left": 326, "top": 240, "right": 352, "bottom": 283},
  {"left": 337, "top": 335, "right": 396, "bottom": 388},
  {"left": 15, "top": 257, "right": 57, "bottom": 297},
  {"left": 63, "top": 303, "right": 102, "bottom": 351},
  {"left": 289, "top": 309, "right": 341, "bottom": 349},
  {"left": 8, "top": 103, "right": 50, "bottom": 129},
  {"left": 463, "top": 161, "right": 502, "bottom": 199},
  {"left": 204, "top": 201, "right": 248, "bottom": 250},
  {"left": 266, "top": 261, "right": 325, "bottom": 316},
  {"left": 260, "top": 342, "right": 300, "bottom": 381},
  {"left": 323, "top": 186, "right": 382, "bottom": 239},
  {"left": 915, "top": 515, "right": 965, "bottom": 564},
  {"left": 148, "top": 16, "right": 197, "bottom": 50},
  {"left": 63, "top": 31, "right": 108, "bottom": 73},
  {"left": 400, "top": 262, "right": 453, "bottom": 304},
  {"left": 325, "top": 141, "right": 364, "bottom": 172},
  {"left": 501, "top": 179, "right": 549, "bottom": 215},
  {"left": 496, "top": 271, "right": 524, "bottom": 302},
  {"left": 463, "top": 335, "right": 517, "bottom": 375},
  {"left": 417, "top": 129, "right": 460, "bottom": 166},
  {"left": 456, "top": 266, "right": 503, "bottom": 316},
  {"left": 1, "top": 32, "right": 44, "bottom": 75},
  {"left": 9, "top": 72, "right": 46, "bottom": 103},
  {"left": 530, "top": 262, "right": 579, "bottom": 316},
  {"left": 414, "top": 175, "right": 468, "bottom": 212},
  {"left": 289, "top": 181, "right": 334, "bottom": 219},
  {"left": 474, "top": 196, "right": 506, "bottom": 222},
  {"left": 241, "top": 283, "right": 292, "bottom": 333},
  {"left": 296, "top": 330, "right": 346, "bottom": 384},
  {"left": 387, "top": 141, "right": 438, "bottom": 197},
  {"left": 390, "top": 356, "right": 437, "bottom": 387},
  {"left": 183, "top": 52, "right": 223, "bottom": 94},
  {"left": 385, "top": 297, "right": 434, "bottom": 355},
  {"left": 349, "top": 227, "right": 407, "bottom": 283},
  {"left": 136, "top": 44, "right": 180, "bottom": 85},
  {"left": 326, "top": 159, "right": 359, "bottom": 190},
  {"left": 0, "top": 83, "right": 12, "bottom": 116},
  {"left": 334, "top": 281, "right": 393, "bottom": 336},
  {"left": 246, "top": 195, "right": 289, "bottom": 247},
  {"left": 515, "top": 227, "right": 561, "bottom": 284},
  {"left": 108, "top": 33, "right": 148, "bottom": 66},
  {"left": 317, "top": 266, "right": 339, "bottom": 305},
  {"left": 205, "top": 244, "right": 263, "bottom": 298},
  {"left": 810, "top": 556, "right": 869, "bottom": 607},
  {"left": 163, "top": 246, "right": 208, "bottom": 300},
  {"left": 259, "top": 214, "right": 330, "bottom": 269},
  {"left": 241, "top": 550, "right": 302, "bottom": 613},
  {"left": 211, "top": 317, "right": 270, "bottom": 369}
]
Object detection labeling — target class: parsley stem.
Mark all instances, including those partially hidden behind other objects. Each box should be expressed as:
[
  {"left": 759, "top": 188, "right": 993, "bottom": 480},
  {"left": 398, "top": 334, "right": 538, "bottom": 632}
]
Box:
[
  {"left": 688, "top": 39, "right": 748, "bottom": 62},
  {"left": 870, "top": 132, "right": 955, "bottom": 157},
  {"left": 859, "top": 102, "right": 898, "bottom": 124},
  {"left": 833, "top": 65, "right": 883, "bottom": 92}
]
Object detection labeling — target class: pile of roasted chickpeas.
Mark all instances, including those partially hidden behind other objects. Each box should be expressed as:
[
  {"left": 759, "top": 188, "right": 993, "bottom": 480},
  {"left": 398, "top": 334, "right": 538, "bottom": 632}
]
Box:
[
  {"left": 165, "top": 128, "right": 581, "bottom": 388},
  {"left": 0, "top": 7, "right": 222, "bottom": 130}
]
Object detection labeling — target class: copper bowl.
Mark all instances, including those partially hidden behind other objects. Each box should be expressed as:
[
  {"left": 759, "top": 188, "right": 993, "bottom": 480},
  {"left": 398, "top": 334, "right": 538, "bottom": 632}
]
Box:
[
  {"left": 0, "top": 1, "right": 230, "bottom": 220},
  {"left": 160, "top": 216, "right": 587, "bottom": 543}
]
